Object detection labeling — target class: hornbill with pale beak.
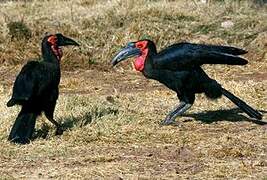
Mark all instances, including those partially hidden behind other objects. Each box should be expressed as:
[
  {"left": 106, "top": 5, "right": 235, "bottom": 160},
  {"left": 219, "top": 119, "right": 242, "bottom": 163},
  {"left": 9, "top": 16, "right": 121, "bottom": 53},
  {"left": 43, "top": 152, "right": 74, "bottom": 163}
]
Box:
[
  {"left": 112, "top": 39, "right": 262, "bottom": 125},
  {"left": 7, "top": 33, "right": 79, "bottom": 144}
]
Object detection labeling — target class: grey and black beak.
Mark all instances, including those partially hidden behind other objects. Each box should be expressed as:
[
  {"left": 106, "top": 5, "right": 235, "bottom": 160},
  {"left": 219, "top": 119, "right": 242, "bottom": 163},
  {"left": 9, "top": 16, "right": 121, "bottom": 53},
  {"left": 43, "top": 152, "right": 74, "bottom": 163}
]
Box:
[
  {"left": 112, "top": 43, "right": 141, "bottom": 66},
  {"left": 56, "top": 33, "right": 80, "bottom": 46}
]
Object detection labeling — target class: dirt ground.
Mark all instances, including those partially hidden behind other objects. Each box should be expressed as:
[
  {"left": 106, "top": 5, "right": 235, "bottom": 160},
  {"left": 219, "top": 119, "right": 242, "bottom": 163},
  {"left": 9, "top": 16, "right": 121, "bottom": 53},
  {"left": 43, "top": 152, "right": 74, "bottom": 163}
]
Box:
[
  {"left": 0, "top": 65, "right": 266, "bottom": 179},
  {"left": 1, "top": 65, "right": 267, "bottom": 95}
]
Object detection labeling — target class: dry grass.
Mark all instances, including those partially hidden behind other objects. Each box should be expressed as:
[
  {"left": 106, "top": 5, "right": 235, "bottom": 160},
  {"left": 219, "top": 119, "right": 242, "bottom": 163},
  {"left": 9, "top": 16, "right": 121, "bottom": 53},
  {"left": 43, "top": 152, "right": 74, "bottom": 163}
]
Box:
[
  {"left": 0, "top": 0, "right": 266, "bottom": 70},
  {"left": 0, "top": 0, "right": 266, "bottom": 179},
  {"left": 0, "top": 76, "right": 266, "bottom": 179}
]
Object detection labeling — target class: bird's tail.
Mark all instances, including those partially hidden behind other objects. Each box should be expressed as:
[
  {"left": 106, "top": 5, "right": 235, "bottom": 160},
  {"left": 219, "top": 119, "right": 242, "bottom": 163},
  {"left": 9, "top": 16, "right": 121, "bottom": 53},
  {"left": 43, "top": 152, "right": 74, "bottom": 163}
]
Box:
[
  {"left": 221, "top": 88, "right": 262, "bottom": 120},
  {"left": 8, "top": 111, "right": 38, "bottom": 144}
]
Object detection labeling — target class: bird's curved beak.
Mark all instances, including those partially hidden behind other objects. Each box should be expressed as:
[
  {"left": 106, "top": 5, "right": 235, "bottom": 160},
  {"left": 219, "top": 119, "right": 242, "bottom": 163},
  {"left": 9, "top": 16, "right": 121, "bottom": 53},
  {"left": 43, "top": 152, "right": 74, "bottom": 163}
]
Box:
[
  {"left": 58, "top": 36, "right": 80, "bottom": 46},
  {"left": 112, "top": 43, "right": 141, "bottom": 66}
]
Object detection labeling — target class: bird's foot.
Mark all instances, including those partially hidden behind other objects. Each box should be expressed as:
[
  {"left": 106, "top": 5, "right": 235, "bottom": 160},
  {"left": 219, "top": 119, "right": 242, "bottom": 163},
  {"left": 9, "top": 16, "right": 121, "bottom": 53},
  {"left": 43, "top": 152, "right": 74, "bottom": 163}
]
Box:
[
  {"left": 9, "top": 136, "right": 30, "bottom": 144},
  {"left": 160, "top": 118, "right": 182, "bottom": 127},
  {"left": 160, "top": 119, "right": 180, "bottom": 126},
  {"left": 55, "top": 126, "right": 64, "bottom": 136}
]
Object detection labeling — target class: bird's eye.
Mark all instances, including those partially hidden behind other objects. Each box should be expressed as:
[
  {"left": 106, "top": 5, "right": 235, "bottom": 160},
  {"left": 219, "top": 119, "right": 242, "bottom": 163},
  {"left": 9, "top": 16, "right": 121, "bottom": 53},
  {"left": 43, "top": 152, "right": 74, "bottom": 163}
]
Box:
[
  {"left": 47, "top": 35, "right": 57, "bottom": 45},
  {"left": 137, "top": 44, "right": 143, "bottom": 49},
  {"left": 136, "top": 41, "right": 148, "bottom": 49}
]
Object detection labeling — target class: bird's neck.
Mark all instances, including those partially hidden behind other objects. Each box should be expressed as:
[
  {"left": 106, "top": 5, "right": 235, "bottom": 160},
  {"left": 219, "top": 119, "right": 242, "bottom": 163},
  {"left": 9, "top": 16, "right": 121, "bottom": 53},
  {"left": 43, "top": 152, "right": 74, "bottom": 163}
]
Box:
[
  {"left": 41, "top": 43, "right": 61, "bottom": 65},
  {"left": 143, "top": 52, "right": 158, "bottom": 78},
  {"left": 147, "top": 48, "right": 157, "bottom": 65}
]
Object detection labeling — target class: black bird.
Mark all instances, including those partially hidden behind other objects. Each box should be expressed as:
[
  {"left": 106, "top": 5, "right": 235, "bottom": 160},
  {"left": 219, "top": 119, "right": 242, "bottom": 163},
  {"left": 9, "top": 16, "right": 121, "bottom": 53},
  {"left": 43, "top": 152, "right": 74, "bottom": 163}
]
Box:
[
  {"left": 7, "top": 33, "right": 79, "bottom": 144},
  {"left": 112, "top": 39, "right": 262, "bottom": 125}
]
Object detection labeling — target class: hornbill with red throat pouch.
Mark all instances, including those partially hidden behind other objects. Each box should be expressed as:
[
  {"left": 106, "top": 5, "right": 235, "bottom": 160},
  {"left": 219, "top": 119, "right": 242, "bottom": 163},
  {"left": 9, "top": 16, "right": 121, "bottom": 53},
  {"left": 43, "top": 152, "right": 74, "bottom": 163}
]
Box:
[
  {"left": 7, "top": 33, "right": 79, "bottom": 144},
  {"left": 112, "top": 40, "right": 262, "bottom": 125}
]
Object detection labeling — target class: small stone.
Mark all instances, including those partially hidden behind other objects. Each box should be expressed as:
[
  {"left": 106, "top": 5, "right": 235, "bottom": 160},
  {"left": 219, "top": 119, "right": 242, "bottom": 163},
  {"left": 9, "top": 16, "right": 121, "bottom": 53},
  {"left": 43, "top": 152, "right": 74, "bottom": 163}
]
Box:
[
  {"left": 200, "top": 0, "right": 208, "bottom": 3},
  {"left": 221, "top": 20, "right": 234, "bottom": 29}
]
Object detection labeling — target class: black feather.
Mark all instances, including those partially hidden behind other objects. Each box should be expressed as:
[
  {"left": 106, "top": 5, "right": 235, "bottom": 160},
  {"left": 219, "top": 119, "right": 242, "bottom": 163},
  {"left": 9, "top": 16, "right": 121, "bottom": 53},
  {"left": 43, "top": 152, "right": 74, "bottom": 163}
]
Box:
[
  {"left": 154, "top": 42, "right": 248, "bottom": 71},
  {"left": 188, "top": 43, "right": 248, "bottom": 55},
  {"left": 8, "top": 111, "right": 38, "bottom": 144},
  {"left": 221, "top": 88, "right": 262, "bottom": 120}
]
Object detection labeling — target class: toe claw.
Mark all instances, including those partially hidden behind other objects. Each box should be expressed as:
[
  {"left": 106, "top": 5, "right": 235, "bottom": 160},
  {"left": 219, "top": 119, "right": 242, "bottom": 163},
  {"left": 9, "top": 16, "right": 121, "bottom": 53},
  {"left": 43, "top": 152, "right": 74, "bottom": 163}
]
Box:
[
  {"left": 55, "top": 126, "right": 63, "bottom": 135},
  {"left": 160, "top": 119, "right": 175, "bottom": 126}
]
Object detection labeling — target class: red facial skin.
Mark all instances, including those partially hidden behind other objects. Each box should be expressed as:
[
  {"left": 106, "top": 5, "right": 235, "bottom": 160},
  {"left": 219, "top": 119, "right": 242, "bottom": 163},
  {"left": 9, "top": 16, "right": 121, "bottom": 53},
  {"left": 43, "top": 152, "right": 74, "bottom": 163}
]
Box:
[
  {"left": 47, "top": 35, "right": 63, "bottom": 61},
  {"left": 134, "top": 41, "right": 148, "bottom": 72}
]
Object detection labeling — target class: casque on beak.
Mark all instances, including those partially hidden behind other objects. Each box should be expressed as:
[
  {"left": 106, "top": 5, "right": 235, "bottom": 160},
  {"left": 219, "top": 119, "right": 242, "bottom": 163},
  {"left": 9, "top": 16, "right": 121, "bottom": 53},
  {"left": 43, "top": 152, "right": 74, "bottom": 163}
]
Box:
[
  {"left": 112, "top": 43, "right": 141, "bottom": 66},
  {"left": 57, "top": 34, "right": 80, "bottom": 46}
]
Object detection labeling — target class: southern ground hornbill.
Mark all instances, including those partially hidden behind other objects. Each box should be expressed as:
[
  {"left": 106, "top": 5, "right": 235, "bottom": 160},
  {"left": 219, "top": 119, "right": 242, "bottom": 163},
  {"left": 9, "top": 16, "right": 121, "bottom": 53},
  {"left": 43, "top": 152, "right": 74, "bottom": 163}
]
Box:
[
  {"left": 7, "top": 33, "right": 79, "bottom": 144},
  {"left": 112, "top": 39, "right": 262, "bottom": 125}
]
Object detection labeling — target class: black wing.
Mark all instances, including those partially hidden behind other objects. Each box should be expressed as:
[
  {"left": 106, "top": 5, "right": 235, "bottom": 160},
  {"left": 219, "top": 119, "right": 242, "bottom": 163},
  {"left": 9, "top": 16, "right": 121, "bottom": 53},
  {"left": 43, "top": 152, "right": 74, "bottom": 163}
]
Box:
[
  {"left": 7, "top": 61, "right": 39, "bottom": 106},
  {"left": 153, "top": 42, "right": 248, "bottom": 71},
  {"left": 7, "top": 61, "right": 56, "bottom": 106}
]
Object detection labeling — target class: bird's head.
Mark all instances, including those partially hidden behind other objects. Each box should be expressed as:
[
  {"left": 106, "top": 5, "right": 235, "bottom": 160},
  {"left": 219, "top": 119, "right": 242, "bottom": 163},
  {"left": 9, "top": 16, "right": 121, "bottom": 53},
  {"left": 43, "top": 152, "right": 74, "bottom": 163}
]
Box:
[
  {"left": 43, "top": 33, "right": 79, "bottom": 60},
  {"left": 112, "top": 39, "right": 156, "bottom": 71}
]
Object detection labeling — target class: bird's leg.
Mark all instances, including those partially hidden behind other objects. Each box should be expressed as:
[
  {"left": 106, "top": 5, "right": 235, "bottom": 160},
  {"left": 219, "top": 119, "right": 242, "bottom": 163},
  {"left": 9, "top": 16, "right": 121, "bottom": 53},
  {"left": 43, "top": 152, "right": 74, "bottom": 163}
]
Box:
[
  {"left": 161, "top": 102, "right": 192, "bottom": 125},
  {"left": 44, "top": 101, "right": 63, "bottom": 135},
  {"left": 47, "top": 117, "right": 60, "bottom": 128},
  {"left": 166, "top": 101, "right": 187, "bottom": 119},
  {"left": 170, "top": 103, "right": 192, "bottom": 120},
  {"left": 44, "top": 106, "right": 63, "bottom": 136},
  {"left": 46, "top": 116, "right": 63, "bottom": 135}
]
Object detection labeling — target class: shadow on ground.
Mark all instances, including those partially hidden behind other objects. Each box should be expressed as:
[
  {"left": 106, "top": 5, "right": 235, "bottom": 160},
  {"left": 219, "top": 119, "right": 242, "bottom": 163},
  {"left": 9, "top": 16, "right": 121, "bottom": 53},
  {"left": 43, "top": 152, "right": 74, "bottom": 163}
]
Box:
[
  {"left": 182, "top": 108, "right": 267, "bottom": 125},
  {"left": 33, "top": 107, "right": 118, "bottom": 140},
  {"left": 33, "top": 107, "right": 265, "bottom": 140}
]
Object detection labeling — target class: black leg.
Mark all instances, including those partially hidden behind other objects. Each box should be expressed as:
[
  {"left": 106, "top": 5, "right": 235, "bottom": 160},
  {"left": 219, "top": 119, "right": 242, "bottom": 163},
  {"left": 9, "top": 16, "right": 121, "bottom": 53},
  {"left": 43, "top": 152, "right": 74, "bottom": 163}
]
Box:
[
  {"left": 46, "top": 116, "right": 63, "bottom": 135},
  {"left": 44, "top": 102, "right": 63, "bottom": 135},
  {"left": 166, "top": 101, "right": 186, "bottom": 119},
  {"left": 170, "top": 103, "right": 192, "bottom": 120},
  {"left": 161, "top": 102, "right": 192, "bottom": 125}
]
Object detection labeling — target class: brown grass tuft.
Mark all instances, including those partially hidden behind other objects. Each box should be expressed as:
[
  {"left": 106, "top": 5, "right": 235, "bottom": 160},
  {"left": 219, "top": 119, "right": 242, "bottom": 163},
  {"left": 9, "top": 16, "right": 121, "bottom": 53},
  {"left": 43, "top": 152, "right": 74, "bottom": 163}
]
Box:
[{"left": 0, "top": 0, "right": 266, "bottom": 70}]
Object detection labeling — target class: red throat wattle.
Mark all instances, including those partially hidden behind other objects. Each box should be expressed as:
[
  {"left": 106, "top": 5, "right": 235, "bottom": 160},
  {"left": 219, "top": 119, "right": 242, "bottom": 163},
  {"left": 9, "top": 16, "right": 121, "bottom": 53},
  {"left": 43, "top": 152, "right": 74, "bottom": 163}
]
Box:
[
  {"left": 134, "top": 49, "right": 148, "bottom": 71},
  {"left": 52, "top": 46, "right": 63, "bottom": 61},
  {"left": 48, "top": 35, "right": 63, "bottom": 61},
  {"left": 134, "top": 41, "right": 148, "bottom": 72}
]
